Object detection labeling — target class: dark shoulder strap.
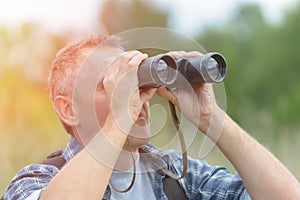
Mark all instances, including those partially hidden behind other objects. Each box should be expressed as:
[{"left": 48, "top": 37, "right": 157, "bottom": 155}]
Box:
[
  {"left": 41, "top": 150, "right": 66, "bottom": 169},
  {"left": 163, "top": 176, "right": 188, "bottom": 200}
]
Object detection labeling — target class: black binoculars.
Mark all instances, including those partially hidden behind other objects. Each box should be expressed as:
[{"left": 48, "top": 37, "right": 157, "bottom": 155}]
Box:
[{"left": 138, "top": 52, "right": 227, "bottom": 89}]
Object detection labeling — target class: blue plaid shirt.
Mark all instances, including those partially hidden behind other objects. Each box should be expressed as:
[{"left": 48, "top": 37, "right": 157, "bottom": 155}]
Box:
[{"left": 4, "top": 137, "right": 251, "bottom": 199}]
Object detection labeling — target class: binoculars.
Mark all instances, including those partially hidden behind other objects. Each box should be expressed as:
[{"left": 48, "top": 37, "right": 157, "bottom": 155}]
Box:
[{"left": 138, "top": 52, "right": 227, "bottom": 89}]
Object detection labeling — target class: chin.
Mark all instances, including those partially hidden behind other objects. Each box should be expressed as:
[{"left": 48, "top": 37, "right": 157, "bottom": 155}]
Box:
[
  {"left": 128, "top": 135, "right": 150, "bottom": 148},
  {"left": 135, "top": 116, "right": 148, "bottom": 126},
  {"left": 128, "top": 122, "right": 150, "bottom": 147}
]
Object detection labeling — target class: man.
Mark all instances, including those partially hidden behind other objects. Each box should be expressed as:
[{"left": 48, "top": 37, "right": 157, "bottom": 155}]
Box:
[{"left": 4, "top": 34, "right": 300, "bottom": 199}]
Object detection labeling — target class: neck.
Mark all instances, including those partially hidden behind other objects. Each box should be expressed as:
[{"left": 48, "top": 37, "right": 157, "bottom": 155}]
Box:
[{"left": 114, "top": 146, "right": 139, "bottom": 171}]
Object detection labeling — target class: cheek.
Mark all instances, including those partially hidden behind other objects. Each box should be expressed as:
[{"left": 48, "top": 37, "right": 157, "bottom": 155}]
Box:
[{"left": 95, "top": 93, "right": 108, "bottom": 127}]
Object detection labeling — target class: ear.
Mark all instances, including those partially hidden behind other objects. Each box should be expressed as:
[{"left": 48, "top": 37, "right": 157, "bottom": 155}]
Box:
[{"left": 53, "top": 95, "right": 77, "bottom": 127}]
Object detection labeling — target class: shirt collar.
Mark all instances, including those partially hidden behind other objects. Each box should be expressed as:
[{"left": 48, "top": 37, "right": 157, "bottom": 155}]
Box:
[
  {"left": 62, "top": 137, "right": 82, "bottom": 162},
  {"left": 61, "top": 137, "right": 169, "bottom": 171}
]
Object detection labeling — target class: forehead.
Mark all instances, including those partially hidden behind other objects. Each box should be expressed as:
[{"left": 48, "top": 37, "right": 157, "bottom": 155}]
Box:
[
  {"left": 76, "top": 45, "right": 124, "bottom": 84},
  {"left": 83, "top": 45, "right": 123, "bottom": 76},
  {"left": 74, "top": 46, "right": 123, "bottom": 98},
  {"left": 96, "top": 46, "right": 124, "bottom": 61},
  {"left": 82, "top": 46, "right": 124, "bottom": 74}
]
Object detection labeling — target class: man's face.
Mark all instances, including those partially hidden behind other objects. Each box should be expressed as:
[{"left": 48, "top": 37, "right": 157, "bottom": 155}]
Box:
[{"left": 92, "top": 47, "right": 151, "bottom": 146}]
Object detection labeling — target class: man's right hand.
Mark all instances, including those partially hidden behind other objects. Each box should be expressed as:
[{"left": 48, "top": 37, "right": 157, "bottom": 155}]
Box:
[{"left": 101, "top": 50, "right": 156, "bottom": 134}]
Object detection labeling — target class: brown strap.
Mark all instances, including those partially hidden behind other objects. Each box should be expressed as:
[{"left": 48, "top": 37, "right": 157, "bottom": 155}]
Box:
[
  {"left": 168, "top": 101, "right": 188, "bottom": 180},
  {"left": 109, "top": 138, "right": 136, "bottom": 193}
]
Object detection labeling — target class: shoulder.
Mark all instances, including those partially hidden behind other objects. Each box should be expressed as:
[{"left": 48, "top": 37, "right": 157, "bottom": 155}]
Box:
[{"left": 3, "top": 164, "right": 59, "bottom": 200}]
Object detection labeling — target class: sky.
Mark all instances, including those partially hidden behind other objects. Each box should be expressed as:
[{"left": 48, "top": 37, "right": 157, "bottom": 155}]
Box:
[{"left": 0, "top": 0, "right": 298, "bottom": 36}]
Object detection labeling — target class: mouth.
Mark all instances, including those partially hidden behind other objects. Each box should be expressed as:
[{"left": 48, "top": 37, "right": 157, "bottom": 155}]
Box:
[
  {"left": 136, "top": 105, "right": 148, "bottom": 122},
  {"left": 138, "top": 108, "right": 147, "bottom": 120},
  {"left": 138, "top": 112, "right": 144, "bottom": 118}
]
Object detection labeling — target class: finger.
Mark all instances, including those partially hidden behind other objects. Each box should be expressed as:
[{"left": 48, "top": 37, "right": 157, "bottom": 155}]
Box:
[
  {"left": 118, "top": 50, "right": 142, "bottom": 67},
  {"left": 118, "top": 50, "right": 141, "bottom": 58},
  {"left": 103, "top": 56, "right": 121, "bottom": 79},
  {"left": 127, "top": 53, "right": 148, "bottom": 69},
  {"left": 205, "top": 83, "right": 216, "bottom": 100},
  {"left": 106, "top": 50, "right": 140, "bottom": 74},
  {"left": 166, "top": 51, "right": 187, "bottom": 59},
  {"left": 167, "top": 51, "right": 202, "bottom": 59},
  {"left": 156, "top": 86, "right": 178, "bottom": 105},
  {"left": 140, "top": 88, "right": 157, "bottom": 103},
  {"left": 103, "top": 50, "right": 142, "bottom": 84},
  {"left": 185, "top": 51, "right": 203, "bottom": 57},
  {"left": 115, "top": 53, "right": 148, "bottom": 90},
  {"left": 117, "top": 51, "right": 146, "bottom": 74}
]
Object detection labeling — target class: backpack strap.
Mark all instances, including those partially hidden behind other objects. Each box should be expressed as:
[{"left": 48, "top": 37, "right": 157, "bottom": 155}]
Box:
[
  {"left": 163, "top": 175, "right": 188, "bottom": 200},
  {"left": 42, "top": 150, "right": 66, "bottom": 169}
]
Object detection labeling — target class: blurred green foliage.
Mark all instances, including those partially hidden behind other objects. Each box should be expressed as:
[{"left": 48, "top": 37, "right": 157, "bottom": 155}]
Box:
[
  {"left": 1, "top": 0, "right": 300, "bottom": 195},
  {"left": 199, "top": 3, "right": 300, "bottom": 127},
  {"left": 101, "top": 0, "right": 168, "bottom": 34},
  {"left": 0, "top": 25, "right": 70, "bottom": 193}
]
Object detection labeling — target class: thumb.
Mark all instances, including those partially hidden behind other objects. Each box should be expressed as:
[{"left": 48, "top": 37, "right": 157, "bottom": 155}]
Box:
[
  {"left": 157, "top": 86, "right": 178, "bottom": 106},
  {"left": 140, "top": 88, "right": 157, "bottom": 103}
]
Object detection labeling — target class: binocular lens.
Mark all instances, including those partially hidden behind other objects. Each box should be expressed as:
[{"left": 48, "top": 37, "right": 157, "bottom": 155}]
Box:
[
  {"left": 207, "top": 58, "right": 221, "bottom": 80},
  {"left": 157, "top": 60, "right": 176, "bottom": 84},
  {"left": 138, "top": 54, "right": 178, "bottom": 88}
]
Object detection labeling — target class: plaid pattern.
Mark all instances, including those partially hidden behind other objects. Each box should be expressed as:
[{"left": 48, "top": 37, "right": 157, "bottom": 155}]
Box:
[{"left": 4, "top": 138, "right": 251, "bottom": 199}]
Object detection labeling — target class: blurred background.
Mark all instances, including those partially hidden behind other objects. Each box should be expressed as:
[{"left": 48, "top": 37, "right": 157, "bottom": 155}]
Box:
[{"left": 1, "top": 0, "right": 300, "bottom": 194}]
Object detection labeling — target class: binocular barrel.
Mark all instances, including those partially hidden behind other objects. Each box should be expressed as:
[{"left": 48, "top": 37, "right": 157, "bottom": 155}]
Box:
[{"left": 138, "top": 52, "right": 227, "bottom": 89}]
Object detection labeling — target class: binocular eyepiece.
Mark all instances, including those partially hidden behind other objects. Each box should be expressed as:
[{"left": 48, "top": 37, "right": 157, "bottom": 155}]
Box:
[{"left": 138, "top": 52, "right": 227, "bottom": 89}]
